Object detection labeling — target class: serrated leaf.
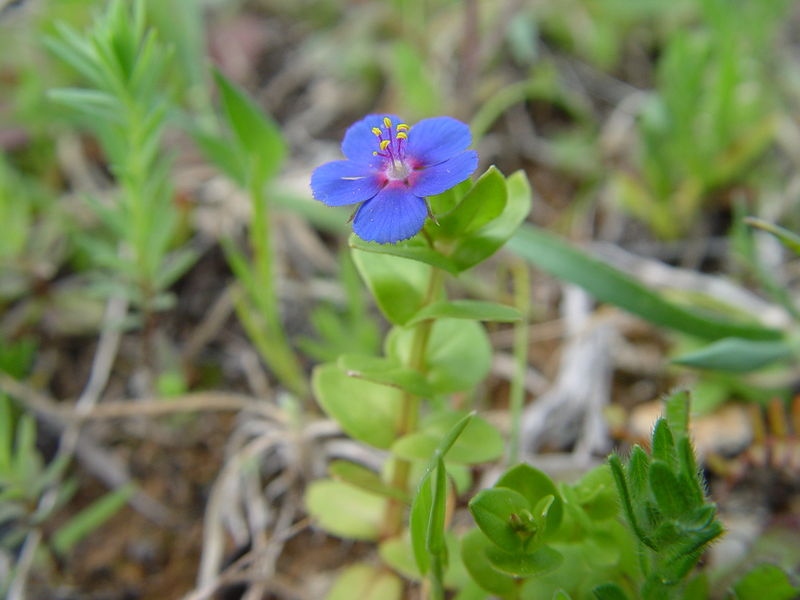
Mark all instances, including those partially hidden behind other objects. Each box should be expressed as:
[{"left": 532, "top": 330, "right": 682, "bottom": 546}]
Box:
[
  {"left": 305, "top": 479, "right": 386, "bottom": 541},
  {"left": 672, "top": 337, "right": 794, "bottom": 372},
  {"left": 407, "top": 300, "right": 522, "bottom": 325},
  {"left": 312, "top": 363, "right": 402, "bottom": 449}
]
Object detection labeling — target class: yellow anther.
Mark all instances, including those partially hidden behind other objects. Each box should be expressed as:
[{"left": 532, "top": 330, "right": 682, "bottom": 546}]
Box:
[
  {"left": 371, "top": 127, "right": 382, "bottom": 136},
  {"left": 396, "top": 132, "right": 408, "bottom": 140},
  {"left": 383, "top": 117, "right": 393, "bottom": 128},
  {"left": 379, "top": 139, "right": 391, "bottom": 150},
  {"left": 372, "top": 151, "right": 379, "bottom": 155},
  {"left": 396, "top": 123, "right": 409, "bottom": 131}
]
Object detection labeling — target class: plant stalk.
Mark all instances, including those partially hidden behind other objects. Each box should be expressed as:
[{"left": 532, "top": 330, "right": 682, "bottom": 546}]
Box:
[{"left": 383, "top": 266, "right": 444, "bottom": 538}]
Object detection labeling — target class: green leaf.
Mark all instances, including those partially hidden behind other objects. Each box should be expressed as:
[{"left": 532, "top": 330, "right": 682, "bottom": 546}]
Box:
[
  {"left": 338, "top": 354, "right": 436, "bottom": 397},
  {"left": 450, "top": 170, "right": 532, "bottom": 271},
  {"left": 213, "top": 70, "right": 286, "bottom": 183},
  {"left": 53, "top": 483, "right": 135, "bottom": 554},
  {"left": 672, "top": 337, "right": 794, "bottom": 372},
  {"left": 428, "top": 179, "right": 471, "bottom": 215},
  {"left": 460, "top": 529, "right": 518, "bottom": 597},
  {"left": 305, "top": 479, "right": 386, "bottom": 541},
  {"left": 485, "top": 544, "right": 563, "bottom": 577},
  {"left": 651, "top": 419, "right": 677, "bottom": 469},
  {"left": 733, "top": 564, "right": 799, "bottom": 600},
  {"left": 664, "top": 390, "right": 690, "bottom": 439},
  {"left": 427, "top": 458, "right": 448, "bottom": 555},
  {"left": 407, "top": 300, "right": 522, "bottom": 325},
  {"left": 349, "top": 235, "right": 461, "bottom": 274},
  {"left": 410, "top": 411, "right": 476, "bottom": 574},
  {"left": 744, "top": 217, "right": 800, "bottom": 256},
  {"left": 553, "top": 591, "right": 574, "bottom": 600},
  {"left": 193, "top": 128, "right": 246, "bottom": 185},
  {"left": 352, "top": 248, "right": 432, "bottom": 325},
  {"left": 495, "top": 464, "right": 563, "bottom": 538},
  {"left": 410, "top": 469, "right": 434, "bottom": 575},
  {"left": 508, "top": 225, "right": 782, "bottom": 341},
  {"left": 437, "top": 167, "right": 507, "bottom": 237},
  {"left": 325, "top": 563, "right": 403, "bottom": 600},
  {"left": 312, "top": 363, "right": 402, "bottom": 449},
  {"left": 387, "top": 319, "right": 492, "bottom": 394},
  {"left": 609, "top": 453, "right": 653, "bottom": 549},
  {"left": 627, "top": 446, "right": 651, "bottom": 507},
  {"left": 648, "top": 461, "right": 691, "bottom": 519},
  {"left": 469, "top": 487, "right": 532, "bottom": 553},
  {"left": 329, "top": 460, "right": 408, "bottom": 502},
  {"left": 393, "top": 412, "right": 504, "bottom": 464},
  {"left": 592, "top": 583, "right": 631, "bottom": 600}
]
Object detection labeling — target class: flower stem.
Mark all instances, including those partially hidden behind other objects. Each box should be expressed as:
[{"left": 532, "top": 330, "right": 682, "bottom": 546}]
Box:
[
  {"left": 247, "top": 168, "right": 308, "bottom": 398},
  {"left": 383, "top": 266, "right": 444, "bottom": 538},
  {"left": 507, "top": 260, "right": 529, "bottom": 465}
]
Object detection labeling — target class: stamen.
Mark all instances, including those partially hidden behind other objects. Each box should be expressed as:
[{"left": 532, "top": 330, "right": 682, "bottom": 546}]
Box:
[
  {"left": 383, "top": 117, "right": 392, "bottom": 128},
  {"left": 396, "top": 123, "right": 409, "bottom": 132},
  {"left": 396, "top": 132, "right": 407, "bottom": 140},
  {"left": 371, "top": 127, "right": 382, "bottom": 137},
  {"left": 379, "top": 140, "right": 391, "bottom": 151}
]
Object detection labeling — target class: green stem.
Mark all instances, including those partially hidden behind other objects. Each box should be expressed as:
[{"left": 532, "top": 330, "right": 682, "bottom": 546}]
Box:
[
  {"left": 507, "top": 260, "right": 529, "bottom": 465},
  {"left": 247, "top": 170, "right": 308, "bottom": 398},
  {"left": 383, "top": 266, "right": 445, "bottom": 538}
]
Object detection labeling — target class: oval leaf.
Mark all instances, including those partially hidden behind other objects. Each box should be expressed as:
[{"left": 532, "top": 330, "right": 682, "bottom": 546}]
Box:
[
  {"left": 306, "top": 479, "right": 386, "bottom": 541},
  {"left": 312, "top": 363, "right": 402, "bottom": 449},
  {"left": 326, "top": 563, "right": 403, "bottom": 600}
]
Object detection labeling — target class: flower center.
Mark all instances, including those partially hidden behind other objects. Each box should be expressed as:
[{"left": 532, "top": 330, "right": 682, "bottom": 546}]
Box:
[{"left": 372, "top": 117, "right": 411, "bottom": 181}]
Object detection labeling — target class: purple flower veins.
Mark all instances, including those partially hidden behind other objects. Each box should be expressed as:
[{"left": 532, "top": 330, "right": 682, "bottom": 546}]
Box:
[{"left": 311, "top": 114, "right": 478, "bottom": 244}]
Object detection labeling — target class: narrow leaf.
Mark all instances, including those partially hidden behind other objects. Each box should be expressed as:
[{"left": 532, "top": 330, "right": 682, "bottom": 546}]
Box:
[
  {"left": 672, "top": 337, "right": 794, "bottom": 372},
  {"left": 407, "top": 300, "right": 522, "bottom": 325},
  {"left": 509, "top": 225, "right": 782, "bottom": 341}
]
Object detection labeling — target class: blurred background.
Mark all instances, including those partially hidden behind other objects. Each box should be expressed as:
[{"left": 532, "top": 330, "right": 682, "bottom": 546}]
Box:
[{"left": 1, "top": 0, "right": 799, "bottom": 598}]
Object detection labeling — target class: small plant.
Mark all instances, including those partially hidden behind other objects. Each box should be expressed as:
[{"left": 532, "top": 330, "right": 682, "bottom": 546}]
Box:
[
  {"left": 46, "top": 0, "right": 196, "bottom": 335},
  {"left": 306, "top": 113, "right": 531, "bottom": 597}
]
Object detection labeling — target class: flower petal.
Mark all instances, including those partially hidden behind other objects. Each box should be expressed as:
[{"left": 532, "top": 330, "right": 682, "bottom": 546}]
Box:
[
  {"left": 311, "top": 160, "right": 384, "bottom": 206},
  {"left": 341, "top": 113, "right": 403, "bottom": 164},
  {"left": 353, "top": 183, "right": 428, "bottom": 244},
  {"left": 406, "top": 116, "right": 472, "bottom": 166},
  {"left": 408, "top": 150, "right": 478, "bottom": 198}
]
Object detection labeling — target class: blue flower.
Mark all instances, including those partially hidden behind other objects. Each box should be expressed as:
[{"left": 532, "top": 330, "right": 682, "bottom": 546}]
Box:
[{"left": 311, "top": 114, "right": 479, "bottom": 244}]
